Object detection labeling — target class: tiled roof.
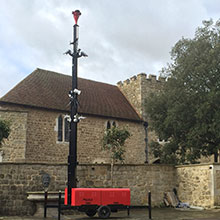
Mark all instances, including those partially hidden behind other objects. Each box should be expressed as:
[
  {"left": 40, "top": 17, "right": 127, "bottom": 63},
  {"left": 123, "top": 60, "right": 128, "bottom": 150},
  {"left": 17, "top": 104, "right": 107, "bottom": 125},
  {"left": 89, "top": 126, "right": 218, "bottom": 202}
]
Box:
[{"left": 0, "top": 68, "right": 141, "bottom": 121}]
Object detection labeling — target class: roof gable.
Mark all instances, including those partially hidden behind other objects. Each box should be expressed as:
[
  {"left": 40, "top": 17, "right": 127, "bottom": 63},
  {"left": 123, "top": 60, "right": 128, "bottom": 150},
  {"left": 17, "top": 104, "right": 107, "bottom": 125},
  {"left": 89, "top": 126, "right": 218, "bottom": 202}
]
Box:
[{"left": 0, "top": 69, "right": 141, "bottom": 121}]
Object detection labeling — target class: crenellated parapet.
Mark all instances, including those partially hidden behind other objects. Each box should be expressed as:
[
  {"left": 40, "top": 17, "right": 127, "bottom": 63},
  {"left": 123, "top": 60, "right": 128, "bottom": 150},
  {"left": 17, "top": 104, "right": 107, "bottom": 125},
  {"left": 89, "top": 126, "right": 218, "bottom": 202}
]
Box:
[
  {"left": 117, "top": 73, "right": 166, "bottom": 121},
  {"left": 117, "top": 73, "right": 166, "bottom": 87}
]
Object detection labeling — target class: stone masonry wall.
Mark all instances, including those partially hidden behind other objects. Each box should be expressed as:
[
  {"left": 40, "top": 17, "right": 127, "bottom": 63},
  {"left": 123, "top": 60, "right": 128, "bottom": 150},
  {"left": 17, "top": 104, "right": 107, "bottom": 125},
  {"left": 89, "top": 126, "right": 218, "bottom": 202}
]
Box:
[
  {"left": 0, "top": 163, "right": 176, "bottom": 215},
  {"left": 117, "top": 73, "right": 165, "bottom": 121},
  {"left": 117, "top": 74, "right": 165, "bottom": 163},
  {"left": 0, "top": 163, "right": 67, "bottom": 215},
  {"left": 78, "top": 164, "right": 176, "bottom": 206},
  {"left": 0, "top": 109, "right": 27, "bottom": 162},
  {"left": 211, "top": 165, "right": 220, "bottom": 206},
  {"left": 117, "top": 75, "right": 142, "bottom": 119},
  {"left": 0, "top": 104, "right": 146, "bottom": 164},
  {"left": 176, "top": 164, "right": 214, "bottom": 208},
  {"left": 1, "top": 162, "right": 220, "bottom": 216}
]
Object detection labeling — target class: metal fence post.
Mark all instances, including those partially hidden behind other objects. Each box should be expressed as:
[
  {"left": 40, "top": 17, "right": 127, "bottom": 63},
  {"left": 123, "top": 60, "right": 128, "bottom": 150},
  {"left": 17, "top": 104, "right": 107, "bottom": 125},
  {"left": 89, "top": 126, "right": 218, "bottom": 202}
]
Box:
[
  {"left": 44, "top": 190, "right": 48, "bottom": 218},
  {"left": 148, "top": 191, "right": 152, "bottom": 219},
  {"left": 58, "top": 190, "right": 62, "bottom": 220}
]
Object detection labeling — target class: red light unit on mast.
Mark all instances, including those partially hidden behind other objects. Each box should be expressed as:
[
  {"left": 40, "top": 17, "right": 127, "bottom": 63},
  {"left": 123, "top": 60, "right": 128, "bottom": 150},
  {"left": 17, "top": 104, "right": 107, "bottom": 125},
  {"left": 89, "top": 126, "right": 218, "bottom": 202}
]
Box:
[{"left": 72, "top": 10, "right": 81, "bottom": 25}]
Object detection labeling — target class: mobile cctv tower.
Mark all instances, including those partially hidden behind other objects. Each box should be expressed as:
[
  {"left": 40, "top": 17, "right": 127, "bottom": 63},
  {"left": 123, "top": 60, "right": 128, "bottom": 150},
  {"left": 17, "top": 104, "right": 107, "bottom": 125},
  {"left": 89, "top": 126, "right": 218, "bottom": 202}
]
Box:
[{"left": 44, "top": 11, "right": 131, "bottom": 219}]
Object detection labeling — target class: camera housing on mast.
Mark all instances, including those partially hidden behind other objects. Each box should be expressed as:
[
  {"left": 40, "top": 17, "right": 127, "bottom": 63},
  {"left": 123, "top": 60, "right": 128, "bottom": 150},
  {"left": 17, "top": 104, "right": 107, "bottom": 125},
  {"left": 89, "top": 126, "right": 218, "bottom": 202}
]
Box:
[
  {"left": 73, "top": 114, "right": 86, "bottom": 123},
  {"left": 68, "top": 89, "right": 81, "bottom": 98},
  {"left": 73, "top": 88, "right": 81, "bottom": 95},
  {"left": 64, "top": 115, "right": 71, "bottom": 122}
]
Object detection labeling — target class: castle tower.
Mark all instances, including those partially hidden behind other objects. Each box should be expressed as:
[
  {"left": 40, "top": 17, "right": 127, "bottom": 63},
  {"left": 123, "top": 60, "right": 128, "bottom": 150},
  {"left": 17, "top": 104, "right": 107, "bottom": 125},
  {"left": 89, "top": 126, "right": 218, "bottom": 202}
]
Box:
[
  {"left": 117, "top": 73, "right": 166, "bottom": 121},
  {"left": 117, "top": 73, "right": 166, "bottom": 163}
]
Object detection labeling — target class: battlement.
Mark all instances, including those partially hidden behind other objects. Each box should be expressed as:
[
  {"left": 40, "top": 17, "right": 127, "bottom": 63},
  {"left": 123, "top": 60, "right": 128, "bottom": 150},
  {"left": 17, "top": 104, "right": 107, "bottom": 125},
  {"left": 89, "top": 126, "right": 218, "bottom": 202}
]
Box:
[
  {"left": 117, "top": 73, "right": 167, "bottom": 121},
  {"left": 117, "top": 73, "right": 166, "bottom": 87}
]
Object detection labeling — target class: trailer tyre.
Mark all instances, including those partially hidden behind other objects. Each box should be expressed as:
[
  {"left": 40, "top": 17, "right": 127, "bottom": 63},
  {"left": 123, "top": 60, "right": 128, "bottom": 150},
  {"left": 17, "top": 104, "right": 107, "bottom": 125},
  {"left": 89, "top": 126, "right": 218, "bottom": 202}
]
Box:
[
  {"left": 98, "top": 205, "right": 111, "bottom": 219},
  {"left": 85, "top": 209, "right": 97, "bottom": 217}
]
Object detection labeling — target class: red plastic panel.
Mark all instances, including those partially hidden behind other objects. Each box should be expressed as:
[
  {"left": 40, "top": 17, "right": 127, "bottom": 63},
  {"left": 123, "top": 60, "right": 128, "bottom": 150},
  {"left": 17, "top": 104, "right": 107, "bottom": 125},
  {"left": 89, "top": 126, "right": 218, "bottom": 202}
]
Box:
[
  {"left": 64, "top": 188, "right": 68, "bottom": 205},
  {"left": 71, "top": 188, "right": 102, "bottom": 206},
  {"left": 101, "top": 188, "right": 130, "bottom": 206},
  {"left": 67, "top": 188, "right": 131, "bottom": 206}
]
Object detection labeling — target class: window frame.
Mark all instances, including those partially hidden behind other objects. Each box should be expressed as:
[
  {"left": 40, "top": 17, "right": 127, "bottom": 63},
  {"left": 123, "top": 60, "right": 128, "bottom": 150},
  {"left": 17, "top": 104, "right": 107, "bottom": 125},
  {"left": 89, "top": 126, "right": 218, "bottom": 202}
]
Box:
[
  {"left": 105, "top": 120, "right": 117, "bottom": 130},
  {"left": 57, "top": 115, "right": 70, "bottom": 143}
]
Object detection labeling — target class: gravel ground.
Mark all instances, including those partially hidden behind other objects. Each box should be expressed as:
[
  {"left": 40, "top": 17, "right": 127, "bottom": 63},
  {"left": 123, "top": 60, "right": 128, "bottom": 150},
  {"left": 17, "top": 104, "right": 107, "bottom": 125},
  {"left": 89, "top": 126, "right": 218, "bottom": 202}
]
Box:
[{"left": 1, "top": 208, "right": 220, "bottom": 220}]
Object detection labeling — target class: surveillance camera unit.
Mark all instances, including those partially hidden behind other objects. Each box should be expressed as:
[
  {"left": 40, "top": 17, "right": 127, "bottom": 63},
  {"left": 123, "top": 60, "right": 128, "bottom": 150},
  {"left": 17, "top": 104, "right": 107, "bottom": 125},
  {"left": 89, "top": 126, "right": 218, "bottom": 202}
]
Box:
[
  {"left": 64, "top": 115, "right": 71, "bottom": 122},
  {"left": 73, "top": 114, "right": 86, "bottom": 122},
  {"left": 78, "top": 116, "right": 86, "bottom": 120},
  {"left": 73, "top": 89, "right": 81, "bottom": 95}
]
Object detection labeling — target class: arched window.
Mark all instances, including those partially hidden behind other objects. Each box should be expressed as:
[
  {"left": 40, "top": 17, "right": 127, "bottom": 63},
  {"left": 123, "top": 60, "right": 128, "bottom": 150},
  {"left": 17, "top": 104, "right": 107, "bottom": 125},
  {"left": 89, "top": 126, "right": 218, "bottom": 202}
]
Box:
[
  {"left": 106, "top": 121, "right": 111, "bottom": 130},
  {"left": 64, "top": 118, "right": 70, "bottom": 142},
  {"left": 106, "top": 120, "right": 117, "bottom": 130},
  {"left": 58, "top": 115, "right": 63, "bottom": 141},
  {"left": 57, "top": 115, "right": 70, "bottom": 142}
]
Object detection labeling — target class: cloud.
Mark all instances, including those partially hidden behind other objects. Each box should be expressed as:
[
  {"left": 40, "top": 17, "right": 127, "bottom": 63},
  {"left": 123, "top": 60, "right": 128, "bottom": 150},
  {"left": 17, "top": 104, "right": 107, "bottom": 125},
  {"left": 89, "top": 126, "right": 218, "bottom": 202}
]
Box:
[{"left": 0, "top": 0, "right": 218, "bottom": 96}]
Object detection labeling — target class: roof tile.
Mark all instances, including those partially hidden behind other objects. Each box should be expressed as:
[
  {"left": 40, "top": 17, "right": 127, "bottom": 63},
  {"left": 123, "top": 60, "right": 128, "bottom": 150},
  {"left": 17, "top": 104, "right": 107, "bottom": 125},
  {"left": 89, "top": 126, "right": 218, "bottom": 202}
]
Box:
[{"left": 0, "top": 69, "right": 141, "bottom": 121}]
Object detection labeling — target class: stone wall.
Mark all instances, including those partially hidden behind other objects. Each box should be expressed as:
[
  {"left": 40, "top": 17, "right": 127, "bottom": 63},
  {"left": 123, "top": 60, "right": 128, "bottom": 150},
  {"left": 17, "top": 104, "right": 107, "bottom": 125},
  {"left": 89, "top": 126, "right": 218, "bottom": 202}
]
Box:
[
  {"left": 0, "top": 104, "right": 146, "bottom": 164},
  {"left": 1, "top": 162, "right": 220, "bottom": 216},
  {"left": 77, "top": 116, "right": 146, "bottom": 164},
  {"left": 0, "top": 109, "right": 27, "bottom": 162},
  {"left": 117, "top": 75, "right": 142, "bottom": 119},
  {"left": 176, "top": 164, "right": 220, "bottom": 208},
  {"left": 0, "top": 163, "right": 67, "bottom": 215},
  {"left": 210, "top": 165, "right": 220, "bottom": 206},
  {"left": 117, "top": 74, "right": 165, "bottom": 163},
  {"left": 117, "top": 73, "right": 165, "bottom": 121},
  {"left": 78, "top": 164, "right": 176, "bottom": 206},
  {"left": 0, "top": 163, "right": 176, "bottom": 215}
]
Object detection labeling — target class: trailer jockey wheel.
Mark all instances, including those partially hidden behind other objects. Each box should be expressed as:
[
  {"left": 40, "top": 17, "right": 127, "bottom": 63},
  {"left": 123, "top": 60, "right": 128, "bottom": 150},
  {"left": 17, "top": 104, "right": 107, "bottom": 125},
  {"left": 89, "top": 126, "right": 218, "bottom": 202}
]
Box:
[
  {"left": 85, "top": 209, "right": 97, "bottom": 217},
  {"left": 98, "top": 205, "right": 111, "bottom": 219}
]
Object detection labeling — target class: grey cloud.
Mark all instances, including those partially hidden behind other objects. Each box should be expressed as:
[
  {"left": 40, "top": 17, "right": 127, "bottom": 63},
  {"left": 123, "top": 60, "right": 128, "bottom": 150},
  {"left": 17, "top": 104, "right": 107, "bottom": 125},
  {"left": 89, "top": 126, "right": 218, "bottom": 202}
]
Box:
[{"left": 0, "top": 0, "right": 218, "bottom": 96}]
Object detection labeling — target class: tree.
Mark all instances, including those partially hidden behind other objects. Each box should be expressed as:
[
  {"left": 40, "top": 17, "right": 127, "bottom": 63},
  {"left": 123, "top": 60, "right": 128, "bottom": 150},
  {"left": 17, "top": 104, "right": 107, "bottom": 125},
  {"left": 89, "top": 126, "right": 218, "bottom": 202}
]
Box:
[
  {"left": 145, "top": 19, "right": 220, "bottom": 164},
  {"left": 102, "top": 126, "right": 130, "bottom": 186},
  {"left": 0, "top": 119, "right": 10, "bottom": 148}
]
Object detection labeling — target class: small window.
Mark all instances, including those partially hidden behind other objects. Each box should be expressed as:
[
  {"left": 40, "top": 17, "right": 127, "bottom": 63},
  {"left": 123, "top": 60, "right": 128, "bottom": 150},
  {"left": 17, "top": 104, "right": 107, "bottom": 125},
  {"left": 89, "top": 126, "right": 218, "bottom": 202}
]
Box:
[
  {"left": 107, "top": 121, "right": 111, "bottom": 129},
  {"left": 58, "top": 115, "right": 63, "bottom": 141},
  {"left": 106, "top": 120, "right": 117, "bottom": 130},
  {"left": 57, "top": 115, "right": 70, "bottom": 142},
  {"left": 64, "top": 118, "right": 70, "bottom": 142}
]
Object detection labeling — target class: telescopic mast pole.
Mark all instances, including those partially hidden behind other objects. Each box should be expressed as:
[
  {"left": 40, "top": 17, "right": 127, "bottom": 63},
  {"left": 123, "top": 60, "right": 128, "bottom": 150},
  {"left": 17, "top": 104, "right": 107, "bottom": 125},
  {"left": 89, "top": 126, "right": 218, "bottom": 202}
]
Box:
[{"left": 67, "top": 10, "right": 81, "bottom": 205}]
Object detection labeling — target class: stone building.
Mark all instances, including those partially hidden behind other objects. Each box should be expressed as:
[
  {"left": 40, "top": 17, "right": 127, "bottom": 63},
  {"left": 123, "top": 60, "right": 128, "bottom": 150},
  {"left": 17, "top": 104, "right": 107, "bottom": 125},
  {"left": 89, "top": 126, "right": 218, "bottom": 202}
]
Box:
[
  {"left": 0, "top": 68, "right": 165, "bottom": 164},
  {"left": 1, "top": 69, "right": 220, "bottom": 216}
]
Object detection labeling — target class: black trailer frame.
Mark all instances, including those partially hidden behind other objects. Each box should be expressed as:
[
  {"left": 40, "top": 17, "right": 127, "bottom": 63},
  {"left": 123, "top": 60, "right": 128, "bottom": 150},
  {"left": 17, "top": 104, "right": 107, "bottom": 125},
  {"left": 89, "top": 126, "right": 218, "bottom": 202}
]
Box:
[
  {"left": 44, "top": 191, "right": 130, "bottom": 220},
  {"left": 43, "top": 191, "right": 153, "bottom": 220}
]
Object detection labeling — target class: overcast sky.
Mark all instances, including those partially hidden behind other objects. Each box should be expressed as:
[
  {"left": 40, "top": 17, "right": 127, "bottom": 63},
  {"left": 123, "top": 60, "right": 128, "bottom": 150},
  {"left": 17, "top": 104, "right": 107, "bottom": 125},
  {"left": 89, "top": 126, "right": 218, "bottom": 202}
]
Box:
[{"left": 0, "top": 0, "right": 219, "bottom": 97}]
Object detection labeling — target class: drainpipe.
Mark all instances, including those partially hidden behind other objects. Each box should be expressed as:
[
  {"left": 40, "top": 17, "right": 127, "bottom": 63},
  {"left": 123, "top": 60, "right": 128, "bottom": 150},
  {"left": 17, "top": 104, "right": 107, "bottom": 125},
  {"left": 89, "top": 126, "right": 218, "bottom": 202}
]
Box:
[{"left": 143, "top": 121, "right": 148, "bottom": 163}]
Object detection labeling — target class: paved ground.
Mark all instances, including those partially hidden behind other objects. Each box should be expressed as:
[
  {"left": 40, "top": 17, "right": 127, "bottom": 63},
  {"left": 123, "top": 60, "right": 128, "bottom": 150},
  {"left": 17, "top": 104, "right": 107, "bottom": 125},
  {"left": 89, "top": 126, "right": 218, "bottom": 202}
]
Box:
[{"left": 1, "top": 208, "right": 220, "bottom": 220}]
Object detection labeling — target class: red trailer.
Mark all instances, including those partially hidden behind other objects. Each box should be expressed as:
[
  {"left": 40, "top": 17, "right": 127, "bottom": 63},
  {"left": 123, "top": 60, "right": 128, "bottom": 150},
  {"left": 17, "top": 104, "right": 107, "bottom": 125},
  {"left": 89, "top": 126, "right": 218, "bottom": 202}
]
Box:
[{"left": 64, "top": 188, "right": 130, "bottom": 218}]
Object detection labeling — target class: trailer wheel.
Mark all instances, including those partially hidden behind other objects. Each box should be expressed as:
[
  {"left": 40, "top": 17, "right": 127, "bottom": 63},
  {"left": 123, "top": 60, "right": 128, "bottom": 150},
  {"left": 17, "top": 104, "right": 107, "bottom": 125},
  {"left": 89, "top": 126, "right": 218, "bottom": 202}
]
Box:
[
  {"left": 98, "top": 206, "right": 111, "bottom": 219},
  {"left": 85, "top": 208, "right": 97, "bottom": 217}
]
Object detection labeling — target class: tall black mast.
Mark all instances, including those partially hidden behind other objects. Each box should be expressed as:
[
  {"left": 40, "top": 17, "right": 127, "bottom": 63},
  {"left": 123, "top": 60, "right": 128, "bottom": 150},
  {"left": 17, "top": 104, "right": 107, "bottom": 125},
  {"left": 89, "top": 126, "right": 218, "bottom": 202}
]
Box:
[{"left": 65, "top": 10, "right": 87, "bottom": 205}]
